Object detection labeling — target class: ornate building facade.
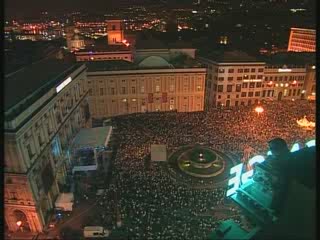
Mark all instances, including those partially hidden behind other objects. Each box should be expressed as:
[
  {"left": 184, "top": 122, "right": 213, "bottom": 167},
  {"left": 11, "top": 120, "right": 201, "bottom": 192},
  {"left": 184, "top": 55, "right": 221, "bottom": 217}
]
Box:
[
  {"left": 85, "top": 56, "right": 206, "bottom": 119},
  {"left": 4, "top": 60, "right": 89, "bottom": 233}
]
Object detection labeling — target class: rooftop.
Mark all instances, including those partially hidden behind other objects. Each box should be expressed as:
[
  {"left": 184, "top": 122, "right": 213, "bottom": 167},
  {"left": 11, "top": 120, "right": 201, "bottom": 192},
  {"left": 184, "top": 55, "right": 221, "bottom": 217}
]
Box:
[
  {"left": 5, "top": 59, "right": 82, "bottom": 114},
  {"left": 77, "top": 44, "right": 131, "bottom": 53},
  {"left": 259, "top": 52, "right": 316, "bottom": 67},
  {"left": 135, "top": 38, "right": 193, "bottom": 50},
  {"left": 86, "top": 55, "right": 203, "bottom": 72},
  {"left": 200, "top": 50, "right": 261, "bottom": 63}
]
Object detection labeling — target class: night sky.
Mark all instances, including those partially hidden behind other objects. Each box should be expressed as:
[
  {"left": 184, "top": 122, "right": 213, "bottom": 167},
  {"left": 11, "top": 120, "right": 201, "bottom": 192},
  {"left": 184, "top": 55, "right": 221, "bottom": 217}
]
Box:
[{"left": 4, "top": 0, "right": 194, "bottom": 18}]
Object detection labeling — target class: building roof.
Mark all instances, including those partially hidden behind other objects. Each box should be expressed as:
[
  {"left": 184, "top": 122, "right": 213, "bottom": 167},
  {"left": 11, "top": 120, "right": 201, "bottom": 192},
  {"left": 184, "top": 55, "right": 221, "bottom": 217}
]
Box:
[
  {"left": 5, "top": 59, "right": 82, "bottom": 113},
  {"left": 135, "top": 38, "right": 168, "bottom": 50},
  {"left": 86, "top": 55, "right": 203, "bottom": 72},
  {"left": 72, "top": 126, "right": 112, "bottom": 149},
  {"left": 259, "top": 52, "right": 316, "bottom": 67},
  {"left": 200, "top": 50, "right": 260, "bottom": 63}
]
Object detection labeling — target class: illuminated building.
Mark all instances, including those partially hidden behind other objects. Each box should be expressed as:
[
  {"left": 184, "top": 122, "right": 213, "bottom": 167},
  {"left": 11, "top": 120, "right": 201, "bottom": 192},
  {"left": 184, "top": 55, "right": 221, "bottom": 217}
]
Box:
[
  {"left": 70, "top": 29, "right": 85, "bottom": 51},
  {"left": 264, "top": 65, "right": 305, "bottom": 101},
  {"left": 198, "top": 51, "right": 266, "bottom": 108},
  {"left": 85, "top": 56, "right": 206, "bottom": 119},
  {"left": 107, "top": 20, "right": 124, "bottom": 45},
  {"left": 199, "top": 51, "right": 313, "bottom": 108},
  {"left": 4, "top": 60, "right": 89, "bottom": 233},
  {"left": 75, "top": 45, "right": 133, "bottom": 62},
  {"left": 304, "top": 64, "right": 316, "bottom": 100},
  {"left": 287, "top": 28, "right": 316, "bottom": 52}
]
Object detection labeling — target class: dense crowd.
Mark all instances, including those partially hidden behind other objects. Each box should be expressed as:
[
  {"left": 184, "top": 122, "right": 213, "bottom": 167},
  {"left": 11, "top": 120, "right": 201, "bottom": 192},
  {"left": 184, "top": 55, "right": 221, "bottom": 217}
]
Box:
[{"left": 97, "top": 100, "right": 315, "bottom": 239}]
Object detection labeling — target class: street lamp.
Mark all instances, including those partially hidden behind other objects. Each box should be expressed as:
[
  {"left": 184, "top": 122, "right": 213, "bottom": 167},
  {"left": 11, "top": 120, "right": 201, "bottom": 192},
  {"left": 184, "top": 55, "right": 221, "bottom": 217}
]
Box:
[{"left": 255, "top": 106, "right": 264, "bottom": 115}]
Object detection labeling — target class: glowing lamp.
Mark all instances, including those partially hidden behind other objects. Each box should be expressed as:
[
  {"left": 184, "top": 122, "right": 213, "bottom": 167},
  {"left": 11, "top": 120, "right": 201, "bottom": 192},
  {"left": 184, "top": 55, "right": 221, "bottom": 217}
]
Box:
[
  {"left": 255, "top": 106, "right": 264, "bottom": 114},
  {"left": 292, "top": 80, "right": 297, "bottom": 85},
  {"left": 268, "top": 81, "right": 273, "bottom": 85},
  {"left": 122, "top": 39, "right": 127, "bottom": 43},
  {"left": 16, "top": 221, "right": 22, "bottom": 227}
]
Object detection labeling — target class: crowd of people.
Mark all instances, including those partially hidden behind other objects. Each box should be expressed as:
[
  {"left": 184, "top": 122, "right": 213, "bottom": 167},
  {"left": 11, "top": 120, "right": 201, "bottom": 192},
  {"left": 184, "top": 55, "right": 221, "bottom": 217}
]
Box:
[{"left": 95, "top": 100, "right": 315, "bottom": 239}]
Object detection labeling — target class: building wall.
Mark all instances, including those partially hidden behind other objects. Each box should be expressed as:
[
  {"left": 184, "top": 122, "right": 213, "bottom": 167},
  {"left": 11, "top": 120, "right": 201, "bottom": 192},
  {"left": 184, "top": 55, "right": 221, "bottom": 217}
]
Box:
[
  {"left": 200, "top": 58, "right": 266, "bottom": 108},
  {"left": 76, "top": 52, "right": 133, "bottom": 62},
  {"left": 4, "top": 65, "right": 89, "bottom": 233},
  {"left": 199, "top": 57, "right": 307, "bottom": 108},
  {"left": 86, "top": 69, "right": 206, "bottom": 119},
  {"left": 304, "top": 65, "right": 316, "bottom": 100},
  {"left": 264, "top": 66, "right": 306, "bottom": 101},
  {"left": 107, "top": 20, "right": 124, "bottom": 45},
  {"left": 287, "top": 28, "right": 316, "bottom": 52}
]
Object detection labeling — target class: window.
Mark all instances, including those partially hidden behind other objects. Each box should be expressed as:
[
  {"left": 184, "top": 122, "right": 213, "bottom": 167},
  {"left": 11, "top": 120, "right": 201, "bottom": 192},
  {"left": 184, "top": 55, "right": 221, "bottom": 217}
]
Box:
[
  {"left": 218, "top": 68, "right": 225, "bottom": 73},
  {"left": 244, "top": 69, "right": 250, "bottom": 73},
  {"left": 228, "top": 69, "right": 234, "bottom": 73},
  {"left": 249, "top": 82, "right": 255, "bottom": 88},
  {"left": 38, "top": 135, "right": 43, "bottom": 146},
  {"left": 132, "top": 87, "right": 136, "bottom": 94},
  {"left": 262, "top": 90, "right": 266, "bottom": 97},
  {"left": 235, "top": 101, "right": 239, "bottom": 106},
  {"left": 197, "top": 85, "right": 202, "bottom": 91},
  {"left": 258, "top": 68, "right": 264, "bottom": 72},
  {"left": 122, "top": 87, "right": 126, "bottom": 94},
  {"left": 237, "top": 77, "right": 242, "bottom": 81},
  {"left": 217, "top": 85, "right": 223, "bottom": 92},
  {"left": 156, "top": 85, "right": 160, "bottom": 92},
  {"left": 218, "top": 77, "right": 224, "bottom": 81},
  {"left": 227, "top": 85, "right": 233, "bottom": 92},
  {"left": 265, "top": 77, "right": 269, "bottom": 81},
  {"left": 248, "top": 92, "right": 254, "bottom": 97},
  {"left": 297, "top": 89, "right": 301, "bottom": 96},
  {"left": 236, "top": 94, "right": 239, "bottom": 98},
  {"left": 141, "top": 86, "right": 145, "bottom": 93},
  {"left": 241, "top": 92, "right": 247, "bottom": 97},
  {"left": 243, "top": 75, "right": 249, "bottom": 80},
  {"left": 293, "top": 89, "right": 296, "bottom": 96},
  {"left": 236, "top": 84, "right": 241, "bottom": 92},
  {"left": 242, "top": 83, "right": 248, "bottom": 88},
  {"left": 213, "top": 84, "right": 217, "bottom": 91},
  {"left": 26, "top": 144, "right": 33, "bottom": 159},
  {"left": 227, "top": 77, "right": 233, "bottom": 81},
  {"left": 100, "top": 88, "right": 104, "bottom": 96},
  {"left": 227, "top": 95, "right": 230, "bottom": 99},
  {"left": 256, "top": 82, "right": 262, "bottom": 88},
  {"left": 255, "top": 91, "right": 260, "bottom": 97},
  {"left": 257, "top": 75, "right": 263, "bottom": 79},
  {"left": 218, "top": 95, "right": 221, "bottom": 99},
  {"left": 169, "top": 85, "right": 174, "bottom": 92},
  {"left": 288, "top": 89, "right": 292, "bottom": 96},
  {"left": 251, "top": 68, "right": 256, "bottom": 72},
  {"left": 111, "top": 88, "right": 115, "bottom": 95},
  {"left": 285, "top": 76, "right": 288, "bottom": 81},
  {"left": 270, "top": 76, "right": 273, "bottom": 80},
  {"left": 89, "top": 89, "right": 93, "bottom": 96},
  {"left": 250, "top": 75, "right": 256, "bottom": 79},
  {"left": 238, "top": 69, "right": 243, "bottom": 73},
  {"left": 208, "top": 74, "right": 212, "bottom": 80}
]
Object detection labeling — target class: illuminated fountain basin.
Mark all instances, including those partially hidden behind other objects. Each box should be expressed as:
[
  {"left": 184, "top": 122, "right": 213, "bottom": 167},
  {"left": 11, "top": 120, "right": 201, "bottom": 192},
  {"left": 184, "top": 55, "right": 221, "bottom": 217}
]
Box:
[{"left": 177, "top": 146, "right": 225, "bottom": 178}]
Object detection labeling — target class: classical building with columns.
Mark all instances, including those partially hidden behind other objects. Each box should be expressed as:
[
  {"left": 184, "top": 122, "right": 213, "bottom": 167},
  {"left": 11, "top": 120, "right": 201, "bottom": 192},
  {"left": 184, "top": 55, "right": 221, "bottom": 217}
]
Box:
[
  {"left": 4, "top": 59, "right": 89, "bottom": 233},
  {"left": 85, "top": 55, "right": 206, "bottom": 119}
]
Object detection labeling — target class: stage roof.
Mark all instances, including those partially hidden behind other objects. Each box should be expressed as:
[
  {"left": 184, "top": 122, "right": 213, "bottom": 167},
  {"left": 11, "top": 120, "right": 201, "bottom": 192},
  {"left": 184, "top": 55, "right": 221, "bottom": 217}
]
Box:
[{"left": 72, "top": 126, "right": 112, "bottom": 149}]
